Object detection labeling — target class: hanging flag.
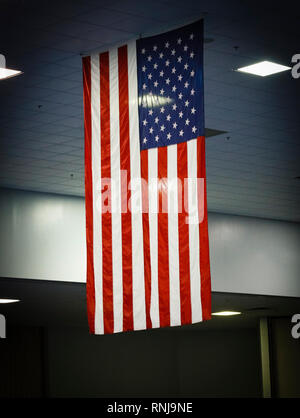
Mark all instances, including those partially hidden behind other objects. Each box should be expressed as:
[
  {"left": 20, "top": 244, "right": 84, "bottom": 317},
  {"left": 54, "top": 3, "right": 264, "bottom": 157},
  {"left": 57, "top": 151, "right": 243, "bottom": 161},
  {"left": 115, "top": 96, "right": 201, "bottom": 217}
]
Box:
[{"left": 83, "top": 19, "right": 211, "bottom": 335}]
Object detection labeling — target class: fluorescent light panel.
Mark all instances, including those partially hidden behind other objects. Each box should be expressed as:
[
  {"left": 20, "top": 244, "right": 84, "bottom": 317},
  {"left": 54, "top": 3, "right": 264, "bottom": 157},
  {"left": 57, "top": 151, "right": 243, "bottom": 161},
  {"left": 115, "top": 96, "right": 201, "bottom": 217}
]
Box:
[
  {"left": 237, "top": 60, "right": 291, "bottom": 77},
  {"left": 0, "top": 68, "right": 22, "bottom": 80},
  {"left": 212, "top": 311, "right": 241, "bottom": 316},
  {"left": 0, "top": 298, "right": 20, "bottom": 304}
]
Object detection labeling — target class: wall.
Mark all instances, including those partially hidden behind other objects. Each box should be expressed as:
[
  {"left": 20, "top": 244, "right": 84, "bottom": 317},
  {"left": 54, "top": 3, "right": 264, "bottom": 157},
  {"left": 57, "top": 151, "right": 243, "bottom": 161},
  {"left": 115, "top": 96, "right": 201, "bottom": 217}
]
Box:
[
  {"left": 0, "top": 324, "right": 261, "bottom": 398},
  {"left": 0, "top": 327, "right": 44, "bottom": 398},
  {"left": 1, "top": 321, "right": 299, "bottom": 398},
  {"left": 270, "top": 317, "right": 300, "bottom": 398},
  {"left": 45, "top": 326, "right": 262, "bottom": 398},
  {"left": 0, "top": 188, "right": 85, "bottom": 283},
  {"left": 1, "top": 187, "right": 300, "bottom": 296}
]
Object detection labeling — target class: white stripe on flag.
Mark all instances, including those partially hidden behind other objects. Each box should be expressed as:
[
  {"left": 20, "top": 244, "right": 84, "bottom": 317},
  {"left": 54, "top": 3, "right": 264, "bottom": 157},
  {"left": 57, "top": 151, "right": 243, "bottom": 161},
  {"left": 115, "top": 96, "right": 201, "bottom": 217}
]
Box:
[
  {"left": 109, "top": 48, "right": 123, "bottom": 333},
  {"left": 91, "top": 54, "right": 104, "bottom": 334},
  {"left": 148, "top": 147, "right": 160, "bottom": 328},
  {"left": 167, "top": 144, "right": 181, "bottom": 326},
  {"left": 187, "top": 138, "right": 202, "bottom": 323},
  {"left": 127, "top": 41, "right": 146, "bottom": 331}
]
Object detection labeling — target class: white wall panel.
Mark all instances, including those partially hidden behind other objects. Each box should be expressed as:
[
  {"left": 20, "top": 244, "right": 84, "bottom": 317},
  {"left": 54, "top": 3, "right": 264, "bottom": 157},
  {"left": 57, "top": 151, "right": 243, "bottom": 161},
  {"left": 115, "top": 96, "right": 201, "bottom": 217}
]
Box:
[{"left": 1, "top": 188, "right": 300, "bottom": 297}]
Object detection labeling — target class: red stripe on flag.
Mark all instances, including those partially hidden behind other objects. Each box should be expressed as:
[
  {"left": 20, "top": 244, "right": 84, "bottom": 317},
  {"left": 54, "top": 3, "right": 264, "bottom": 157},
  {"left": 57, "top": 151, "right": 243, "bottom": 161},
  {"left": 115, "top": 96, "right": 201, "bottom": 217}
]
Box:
[
  {"left": 140, "top": 150, "right": 152, "bottom": 329},
  {"left": 83, "top": 56, "right": 95, "bottom": 334},
  {"left": 100, "top": 52, "right": 114, "bottom": 334},
  {"left": 157, "top": 146, "right": 170, "bottom": 327},
  {"left": 118, "top": 45, "right": 134, "bottom": 332},
  {"left": 177, "top": 141, "right": 192, "bottom": 324},
  {"left": 197, "top": 136, "right": 211, "bottom": 320}
]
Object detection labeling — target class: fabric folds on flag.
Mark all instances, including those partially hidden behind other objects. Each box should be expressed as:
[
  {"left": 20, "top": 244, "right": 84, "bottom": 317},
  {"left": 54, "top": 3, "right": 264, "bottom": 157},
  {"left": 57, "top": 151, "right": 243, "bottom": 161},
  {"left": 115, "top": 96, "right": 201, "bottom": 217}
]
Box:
[{"left": 83, "top": 19, "right": 211, "bottom": 335}]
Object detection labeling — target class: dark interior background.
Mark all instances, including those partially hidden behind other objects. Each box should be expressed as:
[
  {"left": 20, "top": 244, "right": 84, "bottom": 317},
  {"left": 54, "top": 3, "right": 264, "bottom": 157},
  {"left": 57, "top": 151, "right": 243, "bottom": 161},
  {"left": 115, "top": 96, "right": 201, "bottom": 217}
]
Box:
[{"left": 0, "top": 279, "right": 299, "bottom": 398}]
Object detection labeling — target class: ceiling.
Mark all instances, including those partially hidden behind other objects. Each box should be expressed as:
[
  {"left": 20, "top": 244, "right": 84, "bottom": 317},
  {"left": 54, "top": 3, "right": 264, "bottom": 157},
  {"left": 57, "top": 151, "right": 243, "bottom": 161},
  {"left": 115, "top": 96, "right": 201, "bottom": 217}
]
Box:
[
  {"left": 0, "top": 0, "right": 300, "bottom": 222},
  {"left": 1, "top": 277, "right": 299, "bottom": 330}
]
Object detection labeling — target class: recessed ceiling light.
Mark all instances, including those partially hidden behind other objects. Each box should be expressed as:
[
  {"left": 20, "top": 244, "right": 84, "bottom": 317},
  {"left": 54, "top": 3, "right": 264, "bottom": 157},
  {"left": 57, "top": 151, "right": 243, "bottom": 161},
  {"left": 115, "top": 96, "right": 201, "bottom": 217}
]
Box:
[
  {"left": 0, "top": 54, "right": 22, "bottom": 80},
  {"left": 0, "top": 68, "right": 22, "bottom": 80},
  {"left": 212, "top": 311, "right": 241, "bottom": 316},
  {"left": 237, "top": 60, "right": 291, "bottom": 77},
  {"left": 0, "top": 299, "right": 20, "bottom": 304}
]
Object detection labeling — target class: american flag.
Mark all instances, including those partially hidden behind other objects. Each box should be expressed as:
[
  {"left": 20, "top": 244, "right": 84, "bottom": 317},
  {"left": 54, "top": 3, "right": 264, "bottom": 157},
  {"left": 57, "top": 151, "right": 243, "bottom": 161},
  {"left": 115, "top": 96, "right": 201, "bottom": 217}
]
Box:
[{"left": 83, "top": 20, "right": 211, "bottom": 335}]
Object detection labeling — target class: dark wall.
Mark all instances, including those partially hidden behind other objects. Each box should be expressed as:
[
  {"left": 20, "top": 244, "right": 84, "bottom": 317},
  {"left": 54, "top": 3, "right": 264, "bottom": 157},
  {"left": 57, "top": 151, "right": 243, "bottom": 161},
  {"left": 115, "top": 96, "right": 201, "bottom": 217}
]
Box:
[
  {"left": 0, "top": 327, "right": 44, "bottom": 398},
  {"left": 271, "top": 318, "right": 300, "bottom": 398},
  {"left": 46, "top": 326, "right": 262, "bottom": 398},
  {"left": 176, "top": 329, "right": 261, "bottom": 397},
  {"left": 3, "top": 320, "right": 299, "bottom": 398}
]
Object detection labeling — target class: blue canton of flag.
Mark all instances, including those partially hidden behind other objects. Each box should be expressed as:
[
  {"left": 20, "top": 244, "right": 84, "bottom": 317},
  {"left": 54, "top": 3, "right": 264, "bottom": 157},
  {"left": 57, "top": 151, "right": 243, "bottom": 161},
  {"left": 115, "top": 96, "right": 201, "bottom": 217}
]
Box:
[{"left": 137, "top": 20, "right": 204, "bottom": 151}]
